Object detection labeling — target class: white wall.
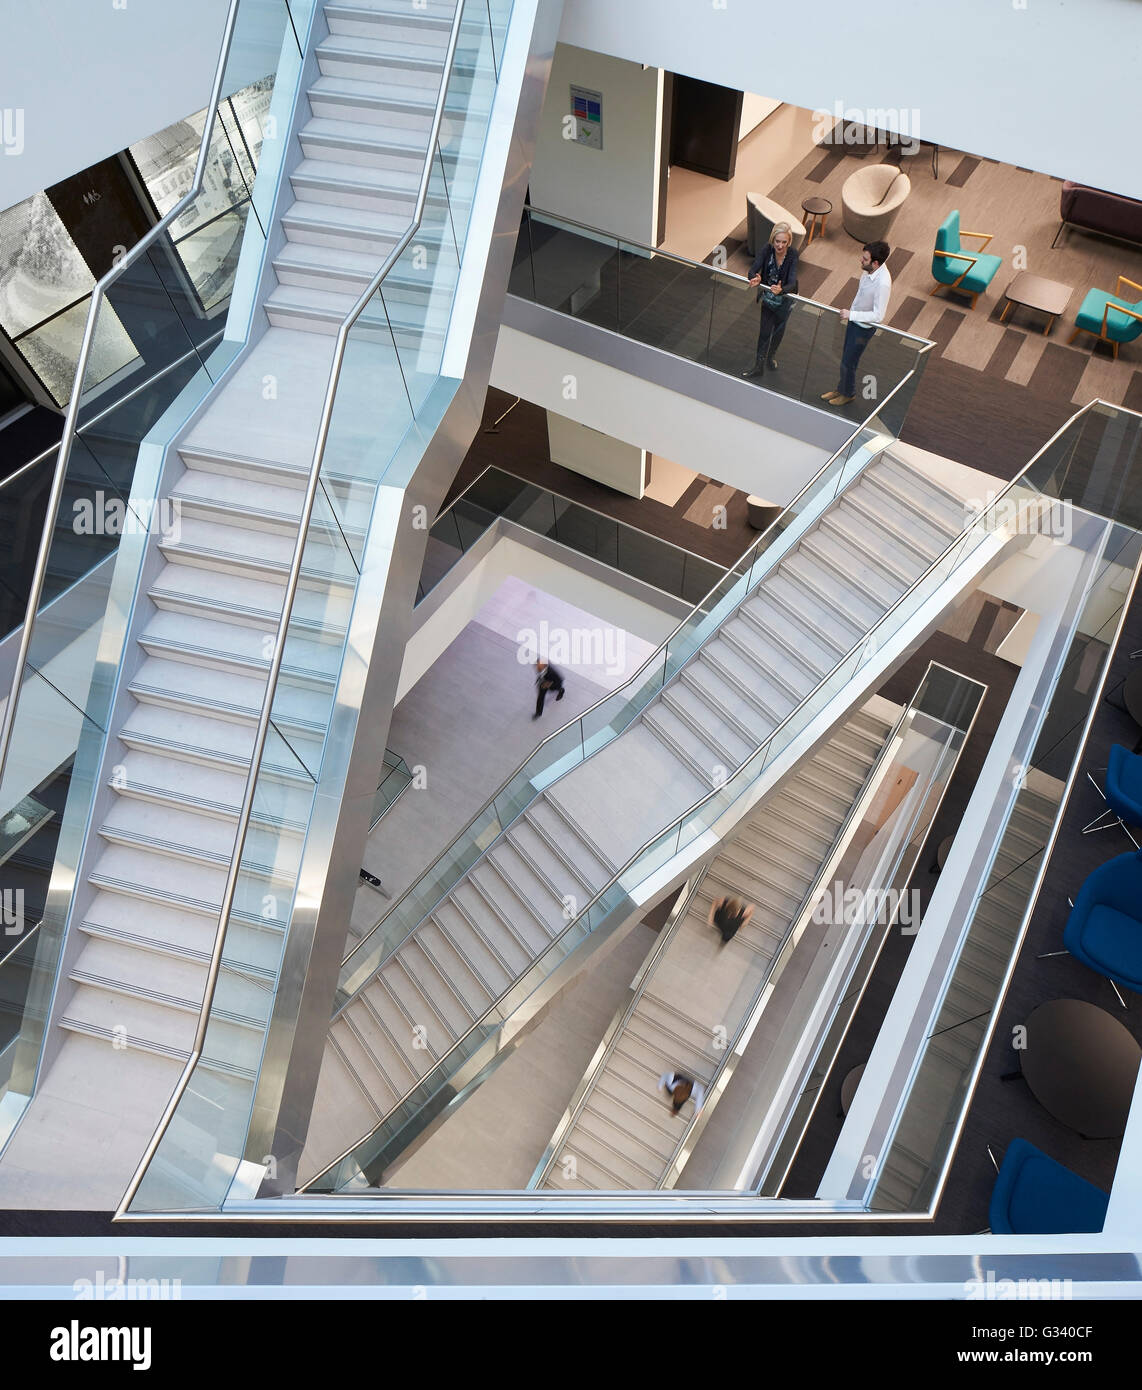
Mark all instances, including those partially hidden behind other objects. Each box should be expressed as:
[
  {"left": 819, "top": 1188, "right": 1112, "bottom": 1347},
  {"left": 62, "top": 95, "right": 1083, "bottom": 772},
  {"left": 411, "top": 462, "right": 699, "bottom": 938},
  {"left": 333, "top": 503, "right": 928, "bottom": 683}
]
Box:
[
  {"left": 0, "top": 0, "right": 234, "bottom": 212},
  {"left": 528, "top": 43, "right": 664, "bottom": 245},
  {"left": 739, "top": 94, "right": 781, "bottom": 142},
  {"left": 559, "top": 0, "right": 1142, "bottom": 200},
  {"left": 492, "top": 325, "right": 831, "bottom": 504},
  {"left": 547, "top": 410, "right": 646, "bottom": 497}
]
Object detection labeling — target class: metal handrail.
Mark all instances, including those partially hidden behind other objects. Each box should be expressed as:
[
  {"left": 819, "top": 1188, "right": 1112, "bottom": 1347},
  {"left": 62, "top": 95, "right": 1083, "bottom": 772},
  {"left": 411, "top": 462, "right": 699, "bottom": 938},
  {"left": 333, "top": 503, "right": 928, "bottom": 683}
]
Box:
[
  {"left": 0, "top": 0, "right": 243, "bottom": 792},
  {"left": 304, "top": 435, "right": 1054, "bottom": 1190},
  {"left": 519, "top": 204, "right": 934, "bottom": 348},
  {"left": 341, "top": 361, "right": 929, "bottom": 973},
  {"left": 116, "top": 0, "right": 483, "bottom": 1217}
]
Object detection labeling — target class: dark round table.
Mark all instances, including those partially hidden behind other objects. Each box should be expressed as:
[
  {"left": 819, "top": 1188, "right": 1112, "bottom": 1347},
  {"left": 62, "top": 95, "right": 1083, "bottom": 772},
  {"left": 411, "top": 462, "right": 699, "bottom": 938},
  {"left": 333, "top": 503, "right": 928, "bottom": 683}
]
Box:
[
  {"left": 1122, "top": 668, "right": 1142, "bottom": 727},
  {"left": 1019, "top": 998, "right": 1141, "bottom": 1139},
  {"left": 802, "top": 196, "right": 833, "bottom": 245},
  {"left": 840, "top": 1063, "right": 866, "bottom": 1115},
  {"left": 936, "top": 834, "right": 954, "bottom": 870}
]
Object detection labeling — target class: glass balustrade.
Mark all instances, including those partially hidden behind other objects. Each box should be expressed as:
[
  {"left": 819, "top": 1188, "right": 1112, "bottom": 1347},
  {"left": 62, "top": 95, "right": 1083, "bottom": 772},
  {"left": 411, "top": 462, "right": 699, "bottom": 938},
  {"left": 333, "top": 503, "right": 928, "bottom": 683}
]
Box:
[
  {"left": 126, "top": 0, "right": 517, "bottom": 1212},
  {"left": 510, "top": 206, "right": 931, "bottom": 417},
  {"left": 416, "top": 466, "right": 727, "bottom": 607},
  {"left": 0, "top": 0, "right": 309, "bottom": 1147}
]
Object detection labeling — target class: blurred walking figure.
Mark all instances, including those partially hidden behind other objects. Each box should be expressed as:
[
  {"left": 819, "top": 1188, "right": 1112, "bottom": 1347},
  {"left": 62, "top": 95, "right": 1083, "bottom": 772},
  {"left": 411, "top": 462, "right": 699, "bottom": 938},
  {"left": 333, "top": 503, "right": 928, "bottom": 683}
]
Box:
[
  {"left": 658, "top": 1070, "right": 707, "bottom": 1115},
  {"left": 533, "top": 659, "right": 566, "bottom": 719},
  {"left": 708, "top": 894, "right": 754, "bottom": 944},
  {"left": 742, "top": 222, "right": 800, "bottom": 378}
]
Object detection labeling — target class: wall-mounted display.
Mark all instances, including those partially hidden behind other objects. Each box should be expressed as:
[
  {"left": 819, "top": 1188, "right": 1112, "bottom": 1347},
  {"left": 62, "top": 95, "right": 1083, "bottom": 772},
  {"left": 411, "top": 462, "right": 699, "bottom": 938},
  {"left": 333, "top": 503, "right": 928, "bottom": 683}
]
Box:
[{"left": 570, "top": 85, "right": 603, "bottom": 150}]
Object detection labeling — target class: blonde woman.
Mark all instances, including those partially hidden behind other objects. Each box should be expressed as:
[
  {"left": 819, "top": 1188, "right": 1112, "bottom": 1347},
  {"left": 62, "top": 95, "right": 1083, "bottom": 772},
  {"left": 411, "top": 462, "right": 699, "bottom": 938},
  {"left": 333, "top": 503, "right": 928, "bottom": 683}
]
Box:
[{"left": 743, "top": 222, "right": 800, "bottom": 378}]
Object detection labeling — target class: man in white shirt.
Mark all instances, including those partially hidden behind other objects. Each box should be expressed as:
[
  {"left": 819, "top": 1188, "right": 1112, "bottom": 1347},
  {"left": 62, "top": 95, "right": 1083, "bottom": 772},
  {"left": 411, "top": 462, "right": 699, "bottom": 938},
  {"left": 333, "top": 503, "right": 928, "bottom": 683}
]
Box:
[{"left": 822, "top": 239, "right": 892, "bottom": 407}]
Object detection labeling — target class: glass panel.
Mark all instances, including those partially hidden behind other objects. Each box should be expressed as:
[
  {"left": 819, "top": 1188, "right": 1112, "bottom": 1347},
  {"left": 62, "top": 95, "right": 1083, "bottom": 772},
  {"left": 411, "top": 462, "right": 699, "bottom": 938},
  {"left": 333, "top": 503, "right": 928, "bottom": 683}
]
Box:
[
  {"left": 435, "top": 0, "right": 498, "bottom": 254},
  {"left": 18, "top": 298, "right": 135, "bottom": 407},
  {"left": 616, "top": 245, "right": 713, "bottom": 363},
  {"left": 382, "top": 146, "right": 460, "bottom": 417},
  {"left": 0, "top": 192, "right": 94, "bottom": 337},
  {"left": 520, "top": 212, "right": 621, "bottom": 331},
  {"left": 171, "top": 202, "right": 253, "bottom": 312}
]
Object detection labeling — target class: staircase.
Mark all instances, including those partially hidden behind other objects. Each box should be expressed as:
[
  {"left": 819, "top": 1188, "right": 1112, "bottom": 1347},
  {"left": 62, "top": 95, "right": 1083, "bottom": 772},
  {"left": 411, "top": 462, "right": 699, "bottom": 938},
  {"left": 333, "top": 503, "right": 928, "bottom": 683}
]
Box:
[
  {"left": 536, "top": 703, "right": 896, "bottom": 1192},
  {"left": 0, "top": 0, "right": 477, "bottom": 1204},
  {"left": 871, "top": 774, "right": 1061, "bottom": 1212},
  {"left": 301, "top": 450, "right": 975, "bottom": 1183}
]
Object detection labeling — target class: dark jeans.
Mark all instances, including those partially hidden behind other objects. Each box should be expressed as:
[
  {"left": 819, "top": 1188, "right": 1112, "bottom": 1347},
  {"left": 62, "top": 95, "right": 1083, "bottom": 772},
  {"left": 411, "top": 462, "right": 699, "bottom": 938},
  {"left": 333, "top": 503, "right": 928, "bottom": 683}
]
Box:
[
  {"left": 754, "top": 302, "right": 792, "bottom": 365},
  {"left": 535, "top": 678, "right": 564, "bottom": 716},
  {"left": 838, "top": 321, "right": 876, "bottom": 397}
]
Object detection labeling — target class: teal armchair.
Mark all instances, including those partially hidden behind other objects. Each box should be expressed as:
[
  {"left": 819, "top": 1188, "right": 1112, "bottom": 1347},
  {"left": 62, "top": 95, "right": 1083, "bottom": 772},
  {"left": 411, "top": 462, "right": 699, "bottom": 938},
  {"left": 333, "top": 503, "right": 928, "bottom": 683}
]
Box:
[
  {"left": 1069, "top": 275, "right": 1142, "bottom": 359},
  {"left": 930, "top": 210, "right": 1002, "bottom": 309}
]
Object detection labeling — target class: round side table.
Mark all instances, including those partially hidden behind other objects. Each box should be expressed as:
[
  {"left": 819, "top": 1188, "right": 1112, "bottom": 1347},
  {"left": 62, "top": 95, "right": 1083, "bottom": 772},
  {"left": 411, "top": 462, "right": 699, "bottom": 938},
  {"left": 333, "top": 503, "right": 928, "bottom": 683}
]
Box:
[{"left": 802, "top": 196, "right": 833, "bottom": 246}]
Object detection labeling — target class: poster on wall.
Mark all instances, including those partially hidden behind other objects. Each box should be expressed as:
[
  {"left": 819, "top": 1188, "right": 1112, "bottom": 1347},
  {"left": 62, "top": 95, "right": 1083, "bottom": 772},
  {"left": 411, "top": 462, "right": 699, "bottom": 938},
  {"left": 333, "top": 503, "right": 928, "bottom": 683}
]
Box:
[{"left": 570, "top": 85, "right": 603, "bottom": 150}]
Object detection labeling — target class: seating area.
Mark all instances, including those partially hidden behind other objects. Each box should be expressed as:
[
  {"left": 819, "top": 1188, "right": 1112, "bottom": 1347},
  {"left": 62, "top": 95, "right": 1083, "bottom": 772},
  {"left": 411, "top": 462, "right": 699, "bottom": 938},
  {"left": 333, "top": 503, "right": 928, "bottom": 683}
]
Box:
[{"left": 713, "top": 124, "right": 1142, "bottom": 456}]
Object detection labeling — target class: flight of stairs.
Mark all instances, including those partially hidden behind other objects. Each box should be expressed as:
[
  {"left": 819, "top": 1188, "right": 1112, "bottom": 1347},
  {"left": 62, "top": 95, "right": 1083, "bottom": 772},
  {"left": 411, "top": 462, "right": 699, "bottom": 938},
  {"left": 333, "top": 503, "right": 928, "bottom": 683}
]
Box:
[
  {"left": 301, "top": 451, "right": 973, "bottom": 1182},
  {"left": 871, "top": 775, "right": 1061, "bottom": 1212},
  {"left": 42, "top": 2, "right": 464, "bottom": 1147},
  {"left": 538, "top": 704, "right": 896, "bottom": 1191}
]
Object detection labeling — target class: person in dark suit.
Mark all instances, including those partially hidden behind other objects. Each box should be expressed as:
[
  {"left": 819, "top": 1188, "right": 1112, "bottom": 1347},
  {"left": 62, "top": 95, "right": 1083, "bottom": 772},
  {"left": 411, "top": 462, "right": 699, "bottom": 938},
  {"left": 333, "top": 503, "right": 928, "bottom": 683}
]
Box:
[
  {"left": 533, "top": 659, "right": 566, "bottom": 718},
  {"left": 742, "top": 222, "right": 800, "bottom": 378},
  {"left": 708, "top": 895, "right": 754, "bottom": 944}
]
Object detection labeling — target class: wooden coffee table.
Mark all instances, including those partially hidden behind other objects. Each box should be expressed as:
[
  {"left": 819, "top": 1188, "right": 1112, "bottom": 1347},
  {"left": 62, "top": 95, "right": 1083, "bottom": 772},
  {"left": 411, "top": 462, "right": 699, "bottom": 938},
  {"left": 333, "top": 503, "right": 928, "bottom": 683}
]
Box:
[{"left": 999, "top": 272, "right": 1073, "bottom": 334}]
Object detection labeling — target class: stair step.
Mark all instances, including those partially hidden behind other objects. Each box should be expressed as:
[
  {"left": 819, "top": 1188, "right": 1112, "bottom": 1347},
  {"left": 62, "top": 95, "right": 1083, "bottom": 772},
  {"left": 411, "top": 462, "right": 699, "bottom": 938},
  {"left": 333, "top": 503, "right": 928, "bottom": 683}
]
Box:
[{"left": 149, "top": 560, "right": 351, "bottom": 641}]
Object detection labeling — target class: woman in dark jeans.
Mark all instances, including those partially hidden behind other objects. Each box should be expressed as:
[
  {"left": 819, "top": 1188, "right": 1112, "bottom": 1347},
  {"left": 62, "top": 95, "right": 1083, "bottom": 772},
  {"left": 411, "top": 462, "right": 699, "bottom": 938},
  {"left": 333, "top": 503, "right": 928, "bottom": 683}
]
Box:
[{"left": 742, "top": 221, "right": 800, "bottom": 378}]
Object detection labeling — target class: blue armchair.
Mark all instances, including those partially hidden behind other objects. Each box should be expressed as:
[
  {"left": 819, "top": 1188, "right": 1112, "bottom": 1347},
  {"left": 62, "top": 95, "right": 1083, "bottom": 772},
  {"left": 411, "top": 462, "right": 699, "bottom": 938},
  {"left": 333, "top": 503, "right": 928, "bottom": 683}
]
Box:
[
  {"left": 930, "top": 210, "right": 1002, "bottom": 309},
  {"left": 989, "top": 1138, "right": 1109, "bottom": 1234},
  {"left": 1069, "top": 275, "right": 1142, "bottom": 360},
  {"left": 1082, "top": 744, "right": 1142, "bottom": 845},
  {"left": 1063, "top": 848, "right": 1142, "bottom": 995}
]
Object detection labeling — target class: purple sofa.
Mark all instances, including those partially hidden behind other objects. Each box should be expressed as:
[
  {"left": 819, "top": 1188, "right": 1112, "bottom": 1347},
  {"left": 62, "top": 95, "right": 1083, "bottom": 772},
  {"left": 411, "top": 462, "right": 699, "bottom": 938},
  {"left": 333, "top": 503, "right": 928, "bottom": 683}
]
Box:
[{"left": 1054, "top": 181, "right": 1142, "bottom": 248}]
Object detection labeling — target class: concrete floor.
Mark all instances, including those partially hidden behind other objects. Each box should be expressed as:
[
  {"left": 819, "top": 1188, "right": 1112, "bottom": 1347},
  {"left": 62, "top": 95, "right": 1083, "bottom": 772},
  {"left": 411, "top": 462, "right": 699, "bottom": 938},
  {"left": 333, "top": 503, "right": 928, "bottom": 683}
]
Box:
[{"left": 347, "top": 576, "right": 658, "bottom": 953}]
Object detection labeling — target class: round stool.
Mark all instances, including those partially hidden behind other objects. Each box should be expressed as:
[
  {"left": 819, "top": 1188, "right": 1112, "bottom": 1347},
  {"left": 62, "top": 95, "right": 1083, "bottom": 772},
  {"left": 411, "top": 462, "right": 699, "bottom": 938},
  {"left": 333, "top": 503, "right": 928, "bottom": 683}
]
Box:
[{"left": 802, "top": 196, "right": 833, "bottom": 245}]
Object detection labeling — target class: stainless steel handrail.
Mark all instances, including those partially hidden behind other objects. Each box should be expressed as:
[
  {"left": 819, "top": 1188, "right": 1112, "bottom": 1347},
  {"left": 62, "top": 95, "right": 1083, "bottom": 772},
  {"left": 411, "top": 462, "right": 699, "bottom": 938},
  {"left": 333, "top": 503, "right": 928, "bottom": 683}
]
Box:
[
  {"left": 342, "top": 362, "right": 929, "bottom": 973},
  {"left": 520, "top": 204, "right": 933, "bottom": 348},
  {"left": 0, "top": 0, "right": 243, "bottom": 791},
  {"left": 305, "top": 434, "right": 1053, "bottom": 1190},
  {"left": 117, "top": 0, "right": 480, "bottom": 1217}
]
